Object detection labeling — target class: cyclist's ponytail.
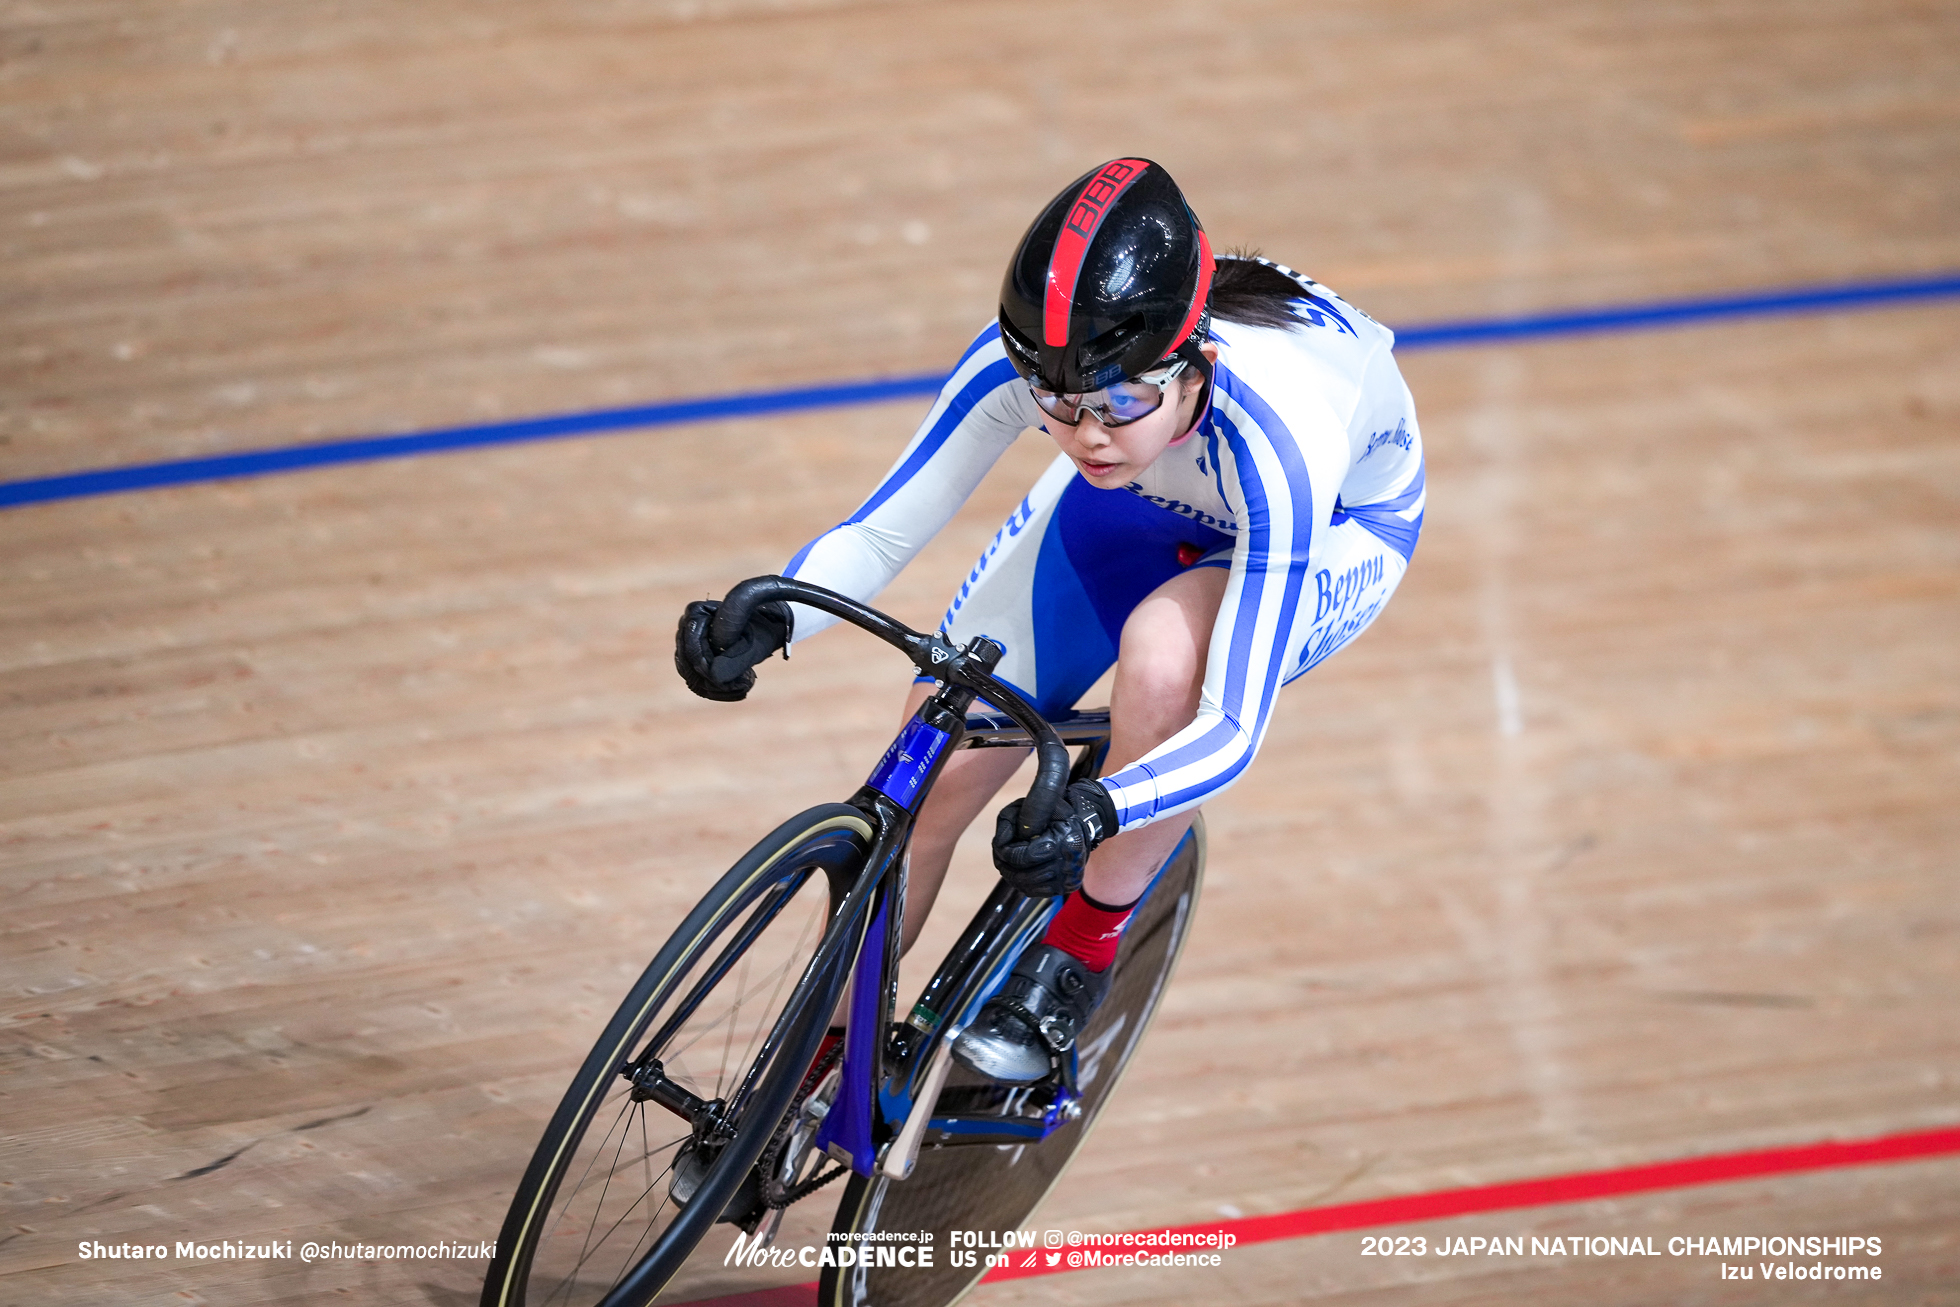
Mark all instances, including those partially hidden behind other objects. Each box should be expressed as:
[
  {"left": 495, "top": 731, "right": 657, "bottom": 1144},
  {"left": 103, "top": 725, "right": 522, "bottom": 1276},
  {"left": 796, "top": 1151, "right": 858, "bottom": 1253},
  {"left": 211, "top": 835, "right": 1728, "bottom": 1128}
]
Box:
[{"left": 1211, "top": 252, "right": 1328, "bottom": 331}]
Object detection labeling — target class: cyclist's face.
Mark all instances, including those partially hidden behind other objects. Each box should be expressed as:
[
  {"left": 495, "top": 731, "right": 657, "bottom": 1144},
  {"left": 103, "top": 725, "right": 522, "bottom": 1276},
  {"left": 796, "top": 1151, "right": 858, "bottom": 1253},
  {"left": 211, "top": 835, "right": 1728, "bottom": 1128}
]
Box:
[{"left": 1040, "top": 344, "right": 1217, "bottom": 489}]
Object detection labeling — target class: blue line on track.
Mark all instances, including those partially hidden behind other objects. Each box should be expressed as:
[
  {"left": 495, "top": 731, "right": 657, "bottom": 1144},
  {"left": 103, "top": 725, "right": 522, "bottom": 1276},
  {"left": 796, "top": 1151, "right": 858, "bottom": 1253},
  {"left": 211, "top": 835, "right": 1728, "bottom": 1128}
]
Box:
[
  {"left": 1390, "top": 272, "right": 1960, "bottom": 348},
  {"left": 5, "top": 270, "right": 1958, "bottom": 511}
]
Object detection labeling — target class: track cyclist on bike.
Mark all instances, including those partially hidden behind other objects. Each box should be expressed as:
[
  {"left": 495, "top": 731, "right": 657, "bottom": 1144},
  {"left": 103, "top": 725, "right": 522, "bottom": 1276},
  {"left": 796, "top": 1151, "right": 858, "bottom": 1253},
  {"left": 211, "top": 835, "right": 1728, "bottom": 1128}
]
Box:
[{"left": 678, "top": 158, "right": 1424, "bottom": 1084}]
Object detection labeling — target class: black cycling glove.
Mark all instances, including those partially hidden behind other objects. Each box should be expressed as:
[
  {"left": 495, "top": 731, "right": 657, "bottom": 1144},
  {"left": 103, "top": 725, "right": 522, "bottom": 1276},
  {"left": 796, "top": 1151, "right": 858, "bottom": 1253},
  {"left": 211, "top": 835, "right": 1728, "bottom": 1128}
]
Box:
[
  {"left": 991, "top": 780, "right": 1119, "bottom": 898},
  {"left": 675, "top": 598, "right": 793, "bottom": 702}
]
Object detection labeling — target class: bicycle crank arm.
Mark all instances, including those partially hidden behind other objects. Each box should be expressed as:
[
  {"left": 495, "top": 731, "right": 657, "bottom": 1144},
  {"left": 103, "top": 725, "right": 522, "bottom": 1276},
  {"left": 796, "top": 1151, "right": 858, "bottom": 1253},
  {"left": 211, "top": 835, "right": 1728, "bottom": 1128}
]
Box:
[
  {"left": 880, "top": 1031, "right": 957, "bottom": 1180},
  {"left": 917, "top": 1080, "right": 1083, "bottom": 1149}
]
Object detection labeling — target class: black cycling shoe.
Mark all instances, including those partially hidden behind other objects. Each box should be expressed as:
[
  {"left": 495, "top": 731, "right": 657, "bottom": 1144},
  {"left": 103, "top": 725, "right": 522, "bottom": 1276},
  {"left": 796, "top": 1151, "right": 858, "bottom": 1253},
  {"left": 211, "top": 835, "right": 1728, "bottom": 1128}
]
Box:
[{"left": 952, "top": 943, "right": 1111, "bottom": 1084}]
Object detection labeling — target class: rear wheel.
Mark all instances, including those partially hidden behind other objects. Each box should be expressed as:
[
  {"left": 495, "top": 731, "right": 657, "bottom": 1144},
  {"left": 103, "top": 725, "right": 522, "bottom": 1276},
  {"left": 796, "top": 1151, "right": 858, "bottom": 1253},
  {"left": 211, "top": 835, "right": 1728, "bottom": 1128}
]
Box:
[
  {"left": 818, "top": 817, "right": 1205, "bottom": 1307},
  {"left": 483, "top": 804, "right": 873, "bottom": 1307}
]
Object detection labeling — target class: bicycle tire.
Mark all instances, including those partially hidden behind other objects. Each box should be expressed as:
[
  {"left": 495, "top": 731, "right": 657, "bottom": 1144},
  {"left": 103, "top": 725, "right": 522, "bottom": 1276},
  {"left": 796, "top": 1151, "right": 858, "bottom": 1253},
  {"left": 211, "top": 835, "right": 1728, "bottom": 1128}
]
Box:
[
  {"left": 483, "top": 803, "right": 874, "bottom": 1307},
  {"left": 817, "top": 816, "right": 1205, "bottom": 1307}
]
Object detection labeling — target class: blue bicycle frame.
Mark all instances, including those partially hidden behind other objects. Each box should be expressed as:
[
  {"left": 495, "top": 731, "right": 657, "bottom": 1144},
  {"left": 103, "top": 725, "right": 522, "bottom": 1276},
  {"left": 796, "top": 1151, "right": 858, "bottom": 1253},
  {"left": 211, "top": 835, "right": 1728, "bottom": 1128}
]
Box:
[
  {"left": 814, "top": 709, "right": 1133, "bottom": 1177},
  {"left": 708, "top": 575, "right": 1140, "bottom": 1184}
]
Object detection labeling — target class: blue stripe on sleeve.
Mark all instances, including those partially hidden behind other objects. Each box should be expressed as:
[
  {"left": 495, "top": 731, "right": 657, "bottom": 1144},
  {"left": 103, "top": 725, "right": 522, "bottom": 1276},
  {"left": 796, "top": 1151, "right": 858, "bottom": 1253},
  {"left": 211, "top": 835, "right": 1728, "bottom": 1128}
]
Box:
[
  {"left": 1337, "top": 502, "right": 1422, "bottom": 564},
  {"left": 783, "top": 530, "right": 832, "bottom": 577},
  {"left": 1105, "top": 412, "right": 1266, "bottom": 791},
  {"left": 847, "top": 357, "right": 1019, "bottom": 524},
  {"left": 1144, "top": 383, "right": 1315, "bottom": 815},
  {"left": 951, "top": 322, "right": 1004, "bottom": 373},
  {"left": 1103, "top": 371, "right": 1317, "bottom": 823}
]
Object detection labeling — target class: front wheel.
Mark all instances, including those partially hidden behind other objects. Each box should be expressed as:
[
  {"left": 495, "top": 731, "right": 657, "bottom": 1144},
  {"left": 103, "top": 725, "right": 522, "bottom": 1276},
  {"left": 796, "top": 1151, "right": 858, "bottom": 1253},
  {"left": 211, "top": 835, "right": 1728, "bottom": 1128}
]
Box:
[
  {"left": 483, "top": 804, "right": 873, "bottom": 1307},
  {"left": 819, "top": 816, "right": 1205, "bottom": 1307}
]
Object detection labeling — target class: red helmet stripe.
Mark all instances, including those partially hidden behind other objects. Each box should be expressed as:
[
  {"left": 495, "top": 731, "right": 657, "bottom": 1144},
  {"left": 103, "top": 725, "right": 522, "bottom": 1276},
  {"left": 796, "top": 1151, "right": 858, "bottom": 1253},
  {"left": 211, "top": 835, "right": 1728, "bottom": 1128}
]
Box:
[
  {"left": 1169, "top": 224, "right": 1215, "bottom": 352},
  {"left": 1042, "top": 159, "right": 1153, "bottom": 348}
]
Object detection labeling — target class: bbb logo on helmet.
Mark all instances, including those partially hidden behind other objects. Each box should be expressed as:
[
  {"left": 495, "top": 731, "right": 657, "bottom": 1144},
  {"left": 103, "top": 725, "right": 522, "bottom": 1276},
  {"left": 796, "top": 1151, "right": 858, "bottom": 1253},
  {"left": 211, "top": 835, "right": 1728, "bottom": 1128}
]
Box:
[{"left": 1065, "top": 161, "right": 1143, "bottom": 239}]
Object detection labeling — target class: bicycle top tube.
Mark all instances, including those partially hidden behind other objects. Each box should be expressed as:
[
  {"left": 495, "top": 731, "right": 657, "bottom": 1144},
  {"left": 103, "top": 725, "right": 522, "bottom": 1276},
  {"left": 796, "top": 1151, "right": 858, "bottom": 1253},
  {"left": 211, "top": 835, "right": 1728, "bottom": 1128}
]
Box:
[
  {"left": 711, "top": 574, "right": 1074, "bottom": 838},
  {"left": 959, "top": 706, "right": 1110, "bottom": 751}
]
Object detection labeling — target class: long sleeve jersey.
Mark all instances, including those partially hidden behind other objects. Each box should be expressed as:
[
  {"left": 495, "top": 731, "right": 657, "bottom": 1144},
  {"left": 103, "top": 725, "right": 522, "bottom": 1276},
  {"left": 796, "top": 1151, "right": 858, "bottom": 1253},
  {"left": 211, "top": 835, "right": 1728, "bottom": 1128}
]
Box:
[{"left": 783, "top": 277, "right": 1424, "bottom": 832}]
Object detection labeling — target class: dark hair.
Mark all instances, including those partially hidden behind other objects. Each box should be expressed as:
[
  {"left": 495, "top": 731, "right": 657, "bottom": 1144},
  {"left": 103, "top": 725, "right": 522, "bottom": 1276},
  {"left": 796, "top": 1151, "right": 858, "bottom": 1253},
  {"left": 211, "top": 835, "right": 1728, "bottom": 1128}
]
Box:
[{"left": 1209, "top": 252, "right": 1317, "bottom": 331}]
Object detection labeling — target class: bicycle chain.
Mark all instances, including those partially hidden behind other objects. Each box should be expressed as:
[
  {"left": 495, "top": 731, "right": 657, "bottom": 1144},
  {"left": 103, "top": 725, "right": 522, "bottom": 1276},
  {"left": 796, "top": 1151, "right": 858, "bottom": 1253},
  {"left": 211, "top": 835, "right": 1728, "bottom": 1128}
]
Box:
[
  {"left": 775, "top": 1155, "right": 850, "bottom": 1206},
  {"left": 757, "top": 1037, "right": 847, "bottom": 1211}
]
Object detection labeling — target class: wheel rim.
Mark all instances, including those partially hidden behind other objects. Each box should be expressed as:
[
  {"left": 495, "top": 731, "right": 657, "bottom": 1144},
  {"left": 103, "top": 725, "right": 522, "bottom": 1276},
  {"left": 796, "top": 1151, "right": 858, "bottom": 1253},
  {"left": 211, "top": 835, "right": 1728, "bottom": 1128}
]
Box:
[
  {"left": 517, "top": 826, "right": 861, "bottom": 1306},
  {"left": 821, "top": 818, "right": 1203, "bottom": 1307}
]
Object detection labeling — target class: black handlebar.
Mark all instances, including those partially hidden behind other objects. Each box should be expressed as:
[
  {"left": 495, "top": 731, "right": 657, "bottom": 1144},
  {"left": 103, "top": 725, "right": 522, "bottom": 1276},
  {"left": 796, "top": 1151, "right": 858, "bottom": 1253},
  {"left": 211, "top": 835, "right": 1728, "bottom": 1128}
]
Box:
[{"left": 710, "top": 575, "right": 1073, "bottom": 840}]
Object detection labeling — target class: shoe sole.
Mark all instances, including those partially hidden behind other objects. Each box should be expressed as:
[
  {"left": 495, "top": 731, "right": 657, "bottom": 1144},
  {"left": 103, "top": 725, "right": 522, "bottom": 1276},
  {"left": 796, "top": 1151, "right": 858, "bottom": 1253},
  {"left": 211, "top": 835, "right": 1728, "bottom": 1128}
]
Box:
[{"left": 950, "top": 1033, "right": 1049, "bottom": 1085}]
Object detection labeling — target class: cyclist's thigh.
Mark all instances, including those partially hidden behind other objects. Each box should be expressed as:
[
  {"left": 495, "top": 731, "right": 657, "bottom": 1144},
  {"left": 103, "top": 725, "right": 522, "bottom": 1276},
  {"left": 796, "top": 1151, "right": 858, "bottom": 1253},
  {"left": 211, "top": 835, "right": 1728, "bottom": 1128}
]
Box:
[
  {"left": 1106, "top": 564, "right": 1230, "bottom": 769},
  {"left": 941, "top": 455, "right": 1234, "bottom": 718},
  {"left": 1284, "top": 516, "right": 1412, "bottom": 683}
]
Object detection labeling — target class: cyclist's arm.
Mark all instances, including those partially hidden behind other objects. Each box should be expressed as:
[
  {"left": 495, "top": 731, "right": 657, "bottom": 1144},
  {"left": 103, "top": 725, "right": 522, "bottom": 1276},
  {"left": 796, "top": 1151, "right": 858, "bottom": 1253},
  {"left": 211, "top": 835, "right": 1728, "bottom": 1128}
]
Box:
[
  {"left": 782, "top": 325, "right": 1034, "bottom": 641},
  {"left": 1097, "top": 378, "right": 1343, "bottom": 832}
]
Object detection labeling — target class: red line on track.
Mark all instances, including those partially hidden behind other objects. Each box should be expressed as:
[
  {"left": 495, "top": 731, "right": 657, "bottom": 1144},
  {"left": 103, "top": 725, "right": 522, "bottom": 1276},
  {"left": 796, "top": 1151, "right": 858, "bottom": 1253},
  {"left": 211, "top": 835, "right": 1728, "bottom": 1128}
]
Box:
[
  {"left": 673, "top": 1122, "right": 1960, "bottom": 1302},
  {"left": 984, "top": 1121, "right": 1960, "bottom": 1281}
]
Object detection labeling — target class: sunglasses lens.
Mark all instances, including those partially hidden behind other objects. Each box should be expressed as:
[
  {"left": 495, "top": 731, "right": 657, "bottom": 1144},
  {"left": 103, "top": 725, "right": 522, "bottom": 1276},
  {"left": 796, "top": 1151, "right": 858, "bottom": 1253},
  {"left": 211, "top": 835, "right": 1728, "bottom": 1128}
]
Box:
[
  {"left": 1030, "top": 389, "right": 1080, "bottom": 423},
  {"left": 1099, "top": 381, "right": 1167, "bottom": 422},
  {"left": 1030, "top": 361, "right": 1182, "bottom": 427}
]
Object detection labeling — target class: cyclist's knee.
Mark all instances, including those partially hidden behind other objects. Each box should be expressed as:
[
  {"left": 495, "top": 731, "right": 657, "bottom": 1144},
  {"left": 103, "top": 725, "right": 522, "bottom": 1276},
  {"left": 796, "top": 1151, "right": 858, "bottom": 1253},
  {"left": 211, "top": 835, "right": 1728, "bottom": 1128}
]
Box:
[
  {"left": 1112, "top": 626, "right": 1205, "bottom": 747},
  {"left": 1117, "top": 569, "right": 1221, "bottom": 683},
  {"left": 911, "top": 746, "right": 1025, "bottom": 850},
  {"left": 1114, "top": 637, "right": 1203, "bottom": 709}
]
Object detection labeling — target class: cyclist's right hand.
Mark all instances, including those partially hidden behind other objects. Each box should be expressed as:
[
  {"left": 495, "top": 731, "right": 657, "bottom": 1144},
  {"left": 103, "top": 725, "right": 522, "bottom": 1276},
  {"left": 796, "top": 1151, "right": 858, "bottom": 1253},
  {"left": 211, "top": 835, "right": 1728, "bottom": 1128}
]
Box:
[
  {"left": 992, "top": 779, "right": 1117, "bottom": 897},
  {"left": 675, "top": 598, "right": 793, "bottom": 702}
]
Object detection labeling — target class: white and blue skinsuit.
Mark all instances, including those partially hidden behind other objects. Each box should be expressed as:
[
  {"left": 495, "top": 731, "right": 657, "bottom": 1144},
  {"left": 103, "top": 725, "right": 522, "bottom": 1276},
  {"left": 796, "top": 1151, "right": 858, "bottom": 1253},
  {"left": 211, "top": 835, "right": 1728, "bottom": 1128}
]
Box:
[{"left": 783, "top": 269, "right": 1424, "bottom": 833}]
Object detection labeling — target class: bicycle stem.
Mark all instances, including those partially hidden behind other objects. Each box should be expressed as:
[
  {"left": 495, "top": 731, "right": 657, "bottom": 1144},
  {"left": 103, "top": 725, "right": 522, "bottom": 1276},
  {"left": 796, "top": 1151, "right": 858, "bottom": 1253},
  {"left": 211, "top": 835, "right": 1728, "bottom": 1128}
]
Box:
[{"left": 711, "top": 574, "right": 1073, "bottom": 838}]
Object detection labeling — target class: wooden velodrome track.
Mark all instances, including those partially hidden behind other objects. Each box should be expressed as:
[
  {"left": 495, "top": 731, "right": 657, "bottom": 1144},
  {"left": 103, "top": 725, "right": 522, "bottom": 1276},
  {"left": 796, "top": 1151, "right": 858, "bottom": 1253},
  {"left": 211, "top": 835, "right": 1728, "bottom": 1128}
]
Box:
[{"left": 5, "top": 1, "right": 1958, "bottom": 1303}]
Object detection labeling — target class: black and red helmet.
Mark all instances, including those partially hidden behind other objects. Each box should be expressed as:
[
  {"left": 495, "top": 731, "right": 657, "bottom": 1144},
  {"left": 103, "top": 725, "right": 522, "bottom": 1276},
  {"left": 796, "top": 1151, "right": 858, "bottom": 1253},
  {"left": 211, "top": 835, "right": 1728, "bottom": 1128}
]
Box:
[{"left": 998, "top": 158, "right": 1215, "bottom": 395}]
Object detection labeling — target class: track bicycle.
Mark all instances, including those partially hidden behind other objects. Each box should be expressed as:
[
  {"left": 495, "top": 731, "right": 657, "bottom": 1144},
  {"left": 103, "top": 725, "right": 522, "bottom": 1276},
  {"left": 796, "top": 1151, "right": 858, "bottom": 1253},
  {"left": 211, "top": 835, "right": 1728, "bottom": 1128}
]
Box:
[{"left": 481, "top": 575, "right": 1205, "bottom": 1307}]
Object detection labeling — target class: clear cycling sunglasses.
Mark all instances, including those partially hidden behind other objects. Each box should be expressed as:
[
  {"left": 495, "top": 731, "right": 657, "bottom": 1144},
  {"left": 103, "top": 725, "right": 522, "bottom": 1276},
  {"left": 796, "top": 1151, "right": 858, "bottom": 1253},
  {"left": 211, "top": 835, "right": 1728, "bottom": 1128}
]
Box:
[{"left": 1029, "top": 358, "right": 1190, "bottom": 428}]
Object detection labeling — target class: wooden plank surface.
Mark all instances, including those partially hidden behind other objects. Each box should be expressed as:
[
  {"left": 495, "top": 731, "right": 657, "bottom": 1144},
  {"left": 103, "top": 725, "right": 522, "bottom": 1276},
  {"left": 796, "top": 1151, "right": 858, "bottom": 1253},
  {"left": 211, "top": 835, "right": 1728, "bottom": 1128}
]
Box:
[{"left": 4, "top": 1, "right": 1958, "bottom": 1304}]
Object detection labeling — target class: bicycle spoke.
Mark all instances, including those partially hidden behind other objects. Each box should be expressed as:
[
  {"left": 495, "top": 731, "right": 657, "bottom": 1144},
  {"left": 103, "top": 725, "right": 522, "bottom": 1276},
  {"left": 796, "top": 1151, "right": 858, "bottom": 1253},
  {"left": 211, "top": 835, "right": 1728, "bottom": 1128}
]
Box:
[
  {"left": 574, "top": 1139, "right": 688, "bottom": 1295},
  {"left": 569, "top": 1095, "right": 642, "bottom": 1291},
  {"left": 535, "top": 1090, "right": 690, "bottom": 1305},
  {"left": 545, "top": 1116, "right": 690, "bottom": 1304},
  {"left": 661, "top": 895, "right": 815, "bottom": 1063},
  {"left": 645, "top": 875, "right": 807, "bottom": 1058},
  {"left": 491, "top": 806, "right": 868, "bottom": 1307},
  {"left": 638, "top": 1108, "right": 653, "bottom": 1237},
  {"left": 540, "top": 1094, "right": 639, "bottom": 1260},
  {"left": 608, "top": 1176, "right": 680, "bottom": 1295},
  {"left": 658, "top": 899, "right": 823, "bottom": 1087},
  {"left": 717, "top": 950, "right": 748, "bottom": 1100},
  {"left": 750, "top": 891, "right": 823, "bottom": 1064},
  {"left": 661, "top": 954, "right": 785, "bottom": 1069}
]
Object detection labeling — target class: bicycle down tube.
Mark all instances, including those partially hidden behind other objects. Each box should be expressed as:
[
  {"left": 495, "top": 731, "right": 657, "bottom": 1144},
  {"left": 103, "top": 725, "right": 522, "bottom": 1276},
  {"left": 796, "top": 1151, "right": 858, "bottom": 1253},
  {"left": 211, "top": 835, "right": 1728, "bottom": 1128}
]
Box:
[{"left": 712, "top": 576, "right": 1106, "bottom": 1178}]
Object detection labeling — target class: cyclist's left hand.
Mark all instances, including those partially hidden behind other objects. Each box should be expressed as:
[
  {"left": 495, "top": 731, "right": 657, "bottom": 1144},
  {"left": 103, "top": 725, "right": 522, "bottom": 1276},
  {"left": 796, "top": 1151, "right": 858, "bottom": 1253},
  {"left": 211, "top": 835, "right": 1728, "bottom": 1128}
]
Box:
[
  {"left": 675, "top": 598, "right": 793, "bottom": 702},
  {"left": 991, "top": 780, "right": 1118, "bottom": 897}
]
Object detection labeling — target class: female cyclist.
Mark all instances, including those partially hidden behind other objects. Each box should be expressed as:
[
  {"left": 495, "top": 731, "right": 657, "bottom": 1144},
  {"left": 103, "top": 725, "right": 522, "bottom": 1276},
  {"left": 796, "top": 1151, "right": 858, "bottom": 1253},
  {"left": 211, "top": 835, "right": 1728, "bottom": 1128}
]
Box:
[{"left": 677, "top": 158, "right": 1424, "bottom": 1084}]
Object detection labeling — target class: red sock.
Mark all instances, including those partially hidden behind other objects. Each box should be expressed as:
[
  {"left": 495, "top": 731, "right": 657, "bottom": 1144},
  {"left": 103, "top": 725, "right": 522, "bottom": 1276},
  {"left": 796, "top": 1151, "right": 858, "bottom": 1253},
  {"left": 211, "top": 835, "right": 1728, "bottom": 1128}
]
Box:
[{"left": 1042, "top": 890, "right": 1140, "bottom": 973}]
